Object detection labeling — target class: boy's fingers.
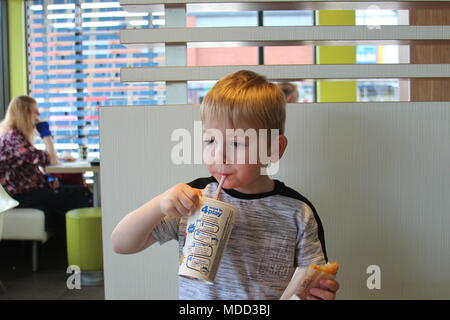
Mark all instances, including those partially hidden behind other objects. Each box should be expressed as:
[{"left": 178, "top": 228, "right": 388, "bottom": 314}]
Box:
[
  {"left": 174, "top": 198, "right": 190, "bottom": 215},
  {"left": 182, "top": 186, "right": 203, "bottom": 204},
  {"left": 178, "top": 191, "right": 195, "bottom": 211},
  {"left": 165, "top": 198, "right": 187, "bottom": 217},
  {"left": 320, "top": 279, "right": 339, "bottom": 292},
  {"left": 194, "top": 190, "right": 203, "bottom": 206},
  {"left": 309, "top": 288, "right": 335, "bottom": 300},
  {"left": 163, "top": 203, "right": 181, "bottom": 218}
]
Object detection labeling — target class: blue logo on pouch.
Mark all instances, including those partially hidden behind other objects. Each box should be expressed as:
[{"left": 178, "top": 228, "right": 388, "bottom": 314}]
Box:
[
  {"left": 201, "top": 205, "right": 223, "bottom": 217},
  {"left": 188, "top": 223, "right": 196, "bottom": 233}
]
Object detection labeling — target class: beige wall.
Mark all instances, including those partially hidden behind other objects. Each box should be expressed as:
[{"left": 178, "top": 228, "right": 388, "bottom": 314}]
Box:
[{"left": 100, "top": 102, "right": 450, "bottom": 299}]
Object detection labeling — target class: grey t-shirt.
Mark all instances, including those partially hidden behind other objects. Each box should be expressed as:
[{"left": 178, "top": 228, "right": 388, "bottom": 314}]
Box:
[{"left": 151, "top": 176, "right": 327, "bottom": 300}]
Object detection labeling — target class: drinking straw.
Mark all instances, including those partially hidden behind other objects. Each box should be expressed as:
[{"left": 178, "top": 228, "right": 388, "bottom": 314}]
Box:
[{"left": 213, "top": 175, "right": 227, "bottom": 200}]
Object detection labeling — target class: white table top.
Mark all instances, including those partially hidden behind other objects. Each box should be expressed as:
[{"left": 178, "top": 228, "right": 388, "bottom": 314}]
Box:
[{"left": 45, "top": 160, "right": 100, "bottom": 174}]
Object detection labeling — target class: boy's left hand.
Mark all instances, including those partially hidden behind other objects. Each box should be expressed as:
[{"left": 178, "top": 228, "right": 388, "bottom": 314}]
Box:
[{"left": 307, "top": 279, "right": 340, "bottom": 300}]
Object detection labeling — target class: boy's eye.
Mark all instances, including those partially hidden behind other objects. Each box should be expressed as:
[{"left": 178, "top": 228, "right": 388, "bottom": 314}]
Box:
[
  {"left": 231, "top": 137, "right": 246, "bottom": 147},
  {"left": 228, "top": 141, "right": 245, "bottom": 149},
  {"left": 203, "top": 138, "right": 215, "bottom": 145}
]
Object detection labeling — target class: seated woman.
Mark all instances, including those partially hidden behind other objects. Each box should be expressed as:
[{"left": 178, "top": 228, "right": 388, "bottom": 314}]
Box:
[{"left": 0, "top": 96, "right": 92, "bottom": 234}]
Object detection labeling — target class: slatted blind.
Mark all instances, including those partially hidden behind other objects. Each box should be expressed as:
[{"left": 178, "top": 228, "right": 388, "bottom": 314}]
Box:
[{"left": 26, "top": 0, "right": 164, "bottom": 157}]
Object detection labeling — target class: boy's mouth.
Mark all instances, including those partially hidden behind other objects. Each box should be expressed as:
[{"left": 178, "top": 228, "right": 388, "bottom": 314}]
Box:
[
  {"left": 217, "top": 173, "right": 231, "bottom": 178},
  {"left": 215, "top": 173, "right": 232, "bottom": 187}
]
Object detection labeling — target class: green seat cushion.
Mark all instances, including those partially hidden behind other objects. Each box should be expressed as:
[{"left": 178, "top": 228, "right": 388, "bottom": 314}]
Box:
[{"left": 66, "top": 208, "right": 103, "bottom": 271}]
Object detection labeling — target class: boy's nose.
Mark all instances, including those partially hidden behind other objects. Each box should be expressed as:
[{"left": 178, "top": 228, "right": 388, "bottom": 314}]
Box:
[
  {"left": 214, "top": 144, "right": 227, "bottom": 165},
  {"left": 216, "top": 141, "right": 238, "bottom": 165}
]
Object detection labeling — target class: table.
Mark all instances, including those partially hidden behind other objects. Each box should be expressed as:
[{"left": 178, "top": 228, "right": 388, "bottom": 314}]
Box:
[{"left": 46, "top": 160, "right": 101, "bottom": 207}]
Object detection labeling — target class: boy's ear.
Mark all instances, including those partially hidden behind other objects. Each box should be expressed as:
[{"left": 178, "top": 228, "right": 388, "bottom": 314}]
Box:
[{"left": 269, "top": 135, "right": 288, "bottom": 163}]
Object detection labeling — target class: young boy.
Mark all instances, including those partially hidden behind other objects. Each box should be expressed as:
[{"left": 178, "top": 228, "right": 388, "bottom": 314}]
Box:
[{"left": 111, "top": 70, "right": 339, "bottom": 300}]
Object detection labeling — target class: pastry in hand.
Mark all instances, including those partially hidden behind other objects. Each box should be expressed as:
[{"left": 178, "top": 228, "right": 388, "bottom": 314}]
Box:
[{"left": 310, "top": 262, "right": 339, "bottom": 275}]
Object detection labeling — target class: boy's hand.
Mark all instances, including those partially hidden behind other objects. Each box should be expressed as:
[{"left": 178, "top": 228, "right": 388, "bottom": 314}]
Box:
[
  {"left": 306, "top": 279, "right": 340, "bottom": 300},
  {"left": 160, "top": 184, "right": 203, "bottom": 219}
]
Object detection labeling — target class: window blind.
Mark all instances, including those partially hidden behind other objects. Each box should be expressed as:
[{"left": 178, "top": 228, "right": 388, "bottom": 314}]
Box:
[{"left": 26, "top": 0, "right": 164, "bottom": 157}]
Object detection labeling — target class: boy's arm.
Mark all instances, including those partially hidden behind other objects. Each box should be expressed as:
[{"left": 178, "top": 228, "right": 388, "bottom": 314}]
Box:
[
  {"left": 111, "top": 194, "right": 165, "bottom": 254},
  {"left": 295, "top": 203, "right": 327, "bottom": 267},
  {"left": 111, "top": 183, "right": 203, "bottom": 254},
  {"left": 295, "top": 204, "right": 340, "bottom": 300}
]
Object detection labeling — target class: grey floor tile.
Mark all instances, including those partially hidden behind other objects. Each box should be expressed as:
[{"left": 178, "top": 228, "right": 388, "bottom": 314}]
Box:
[{"left": 0, "top": 234, "right": 104, "bottom": 300}]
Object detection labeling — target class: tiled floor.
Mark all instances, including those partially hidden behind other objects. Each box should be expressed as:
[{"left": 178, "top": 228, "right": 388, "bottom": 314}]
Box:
[{"left": 0, "top": 233, "right": 104, "bottom": 300}]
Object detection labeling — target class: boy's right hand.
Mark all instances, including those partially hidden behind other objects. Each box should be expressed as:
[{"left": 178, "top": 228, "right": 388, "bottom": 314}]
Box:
[{"left": 159, "top": 184, "right": 203, "bottom": 219}]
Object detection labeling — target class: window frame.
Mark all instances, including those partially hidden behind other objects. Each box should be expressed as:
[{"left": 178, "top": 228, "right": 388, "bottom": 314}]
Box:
[{"left": 0, "top": 0, "right": 9, "bottom": 118}]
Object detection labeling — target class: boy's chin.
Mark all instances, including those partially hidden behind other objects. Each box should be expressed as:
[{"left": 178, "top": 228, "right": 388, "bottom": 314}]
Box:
[{"left": 222, "top": 181, "right": 236, "bottom": 190}]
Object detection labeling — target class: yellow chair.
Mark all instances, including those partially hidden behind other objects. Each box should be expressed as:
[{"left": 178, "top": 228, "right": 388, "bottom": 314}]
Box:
[{"left": 66, "top": 207, "right": 103, "bottom": 285}]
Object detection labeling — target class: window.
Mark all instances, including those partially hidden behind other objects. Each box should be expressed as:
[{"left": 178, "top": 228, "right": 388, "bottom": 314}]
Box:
[
  {"left": 26, "top": 0, "right": 164, "bottom": 158},
  {"left": 186, "top": 9, "right": 405, "bottom": 103},
  {"left": 187, "top": 10, "right": 316, "bottom": 104},
  {"left": 355, "top": 9, "right": 407, "bottom": 101}
]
